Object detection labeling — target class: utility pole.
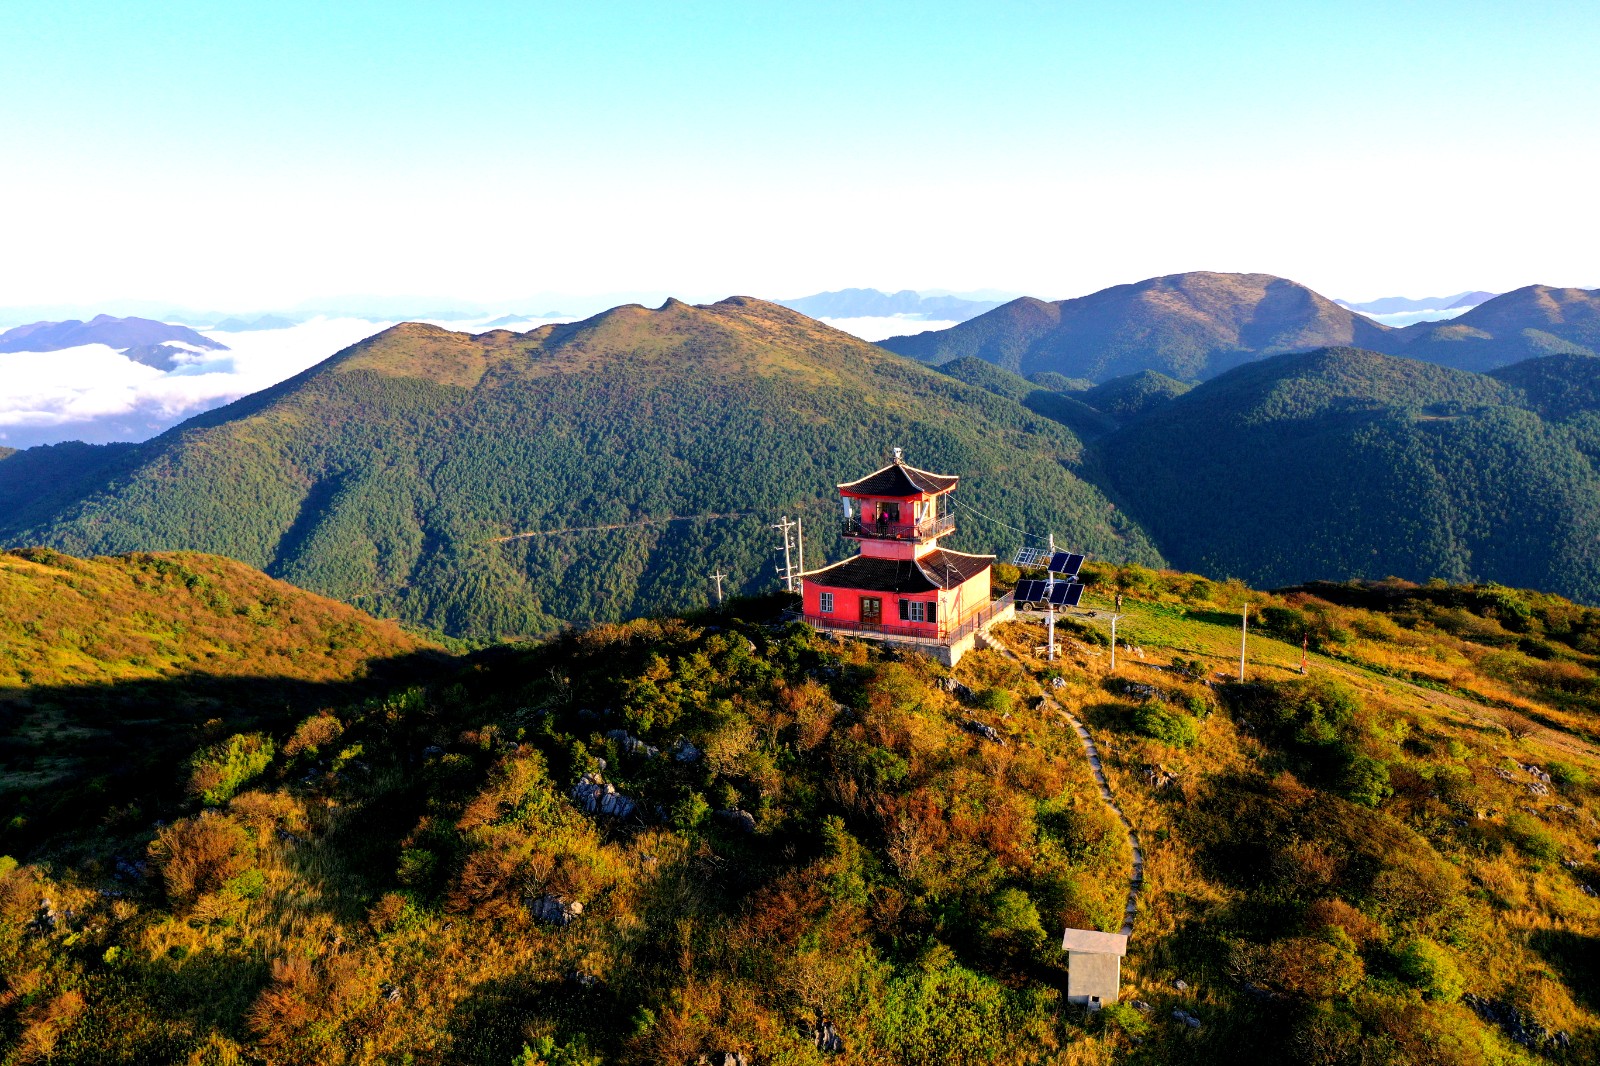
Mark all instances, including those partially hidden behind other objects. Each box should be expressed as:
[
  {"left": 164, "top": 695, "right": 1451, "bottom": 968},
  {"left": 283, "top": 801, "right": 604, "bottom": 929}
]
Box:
[
  {"left": 772, "top": 516, "right": 797, "bottom": 592},
  {"left": 1300, "top": 632, "right": 1308, "bottom": 675},
  {"left": 1108, "top": 612, "right": 1126, "bottom": 672},
  {"left": 1046, "top": 532, "right": 1057, "bottom": 662},
  {"left": 795, "top": 515, "right": 805, "bottom": 579},
  {"left": 711, "top": 569, "right": 726, "bottom": 607},
  {"left": 1239, "top": 604, "right": 1250, "bottom": 683}
]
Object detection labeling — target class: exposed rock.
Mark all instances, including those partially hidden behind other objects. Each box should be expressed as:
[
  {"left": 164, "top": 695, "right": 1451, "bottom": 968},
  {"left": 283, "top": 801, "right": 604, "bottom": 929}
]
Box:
[
  {"left": 1143, "top": 764, "right": 1180, "bottom": 790},
  {"left": 961, "top": 718, "right": 1005, "bottom": 744},
  {"left": 699, "top": 1053, "right": 749, "bottom": 1066},
  {"left": 1461, "top": 993, "right": 1569, "bottom": 1051},
  {"left": 944, "top": 677, "right": 977, "bottom": 702},
  {"left": 422, "top": 745, "right": 445, "bottom": 758},
  {"left": 606, "top": 729, "right": 661, "bottom": 759},
  {"left": 530, "top": 894, "right": 584, "bottom": 926},
  {"left": 672, "top": 737, "right": 702, "bottom": 763},
  {"left": 1173, "top": 979, "right": 1188, "bottom": 991},
  {"left": 567, "top": 969, "right": 599, "bottom": 988},
  {"left": 1130, "top": 999, "right": 1151, "bottom": 1013},
  {"left": 1518, "top": 762, "right": 1552, "bottom": 783},
  {"left": 1171, "top": 1007, "right": 1201, "bottom": 1029},
  {"left": 715, "top": 808, "right": 757, "bottom": 834},
  {"left": 570, "top": 773, "right": 638, "bottom": 818}
]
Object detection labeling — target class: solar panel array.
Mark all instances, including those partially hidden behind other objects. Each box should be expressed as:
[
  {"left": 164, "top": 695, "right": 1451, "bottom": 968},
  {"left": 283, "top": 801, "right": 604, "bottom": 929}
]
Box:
[
  {"left": 1013, "top": 546, "right": 1047, "bottom": 567},
  {"left": 1048, "top": 552, "right": 1084, "bottom": 577},
  {"left": 1015, "top": 579, "right": 1086, "bottom": 607}
]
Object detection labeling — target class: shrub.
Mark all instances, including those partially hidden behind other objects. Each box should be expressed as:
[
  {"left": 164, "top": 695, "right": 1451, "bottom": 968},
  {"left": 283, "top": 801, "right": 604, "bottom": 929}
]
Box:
[
  {"left": 282, "top": 713, "right": 343, "bottom": 758},
  {"left": 1503, "top": 813, "right": 1559, "bottom": 860},
  {"left": 976, "top": 688, "right": 1015, "bottom": 716},
  {"left": 877, "top": 945, "right": 1023, "bottom": 1065},
  {"left": 1393, "top": 937, "right": 1465, "bottom": 1002},
  {"left": 1547, "top": 761, "right": 1590, "bottom": 789},
  {"left": 1339, "top": 753, "right": 1393, "bottom": 807},
  {"left": 148, "top": 811, "right": 255, "bottom": 904},
  {"left": 1131, "top": 703, "right": 1198, "bottom": 747},
  {"left": 189, "top": 733, "right": 275, "bottom": 806},
  {"left": 1096, "top": 1001, "right": 1148, "bottom": 1037},
  {"left": 984, "top": 887, "right": 1047, "bottom": 948}
]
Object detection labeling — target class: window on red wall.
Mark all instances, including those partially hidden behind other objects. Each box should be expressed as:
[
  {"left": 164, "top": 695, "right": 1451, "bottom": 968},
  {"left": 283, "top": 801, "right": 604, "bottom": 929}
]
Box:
[
  {"left": 820, "top": 592, "right": 834, "bottom": 614},
  {"left": 900, "top": 600, "right": 929, "bottom": 623}
]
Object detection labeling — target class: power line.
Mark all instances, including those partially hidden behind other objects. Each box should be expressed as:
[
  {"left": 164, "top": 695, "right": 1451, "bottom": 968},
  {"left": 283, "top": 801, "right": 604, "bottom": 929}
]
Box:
[
  {"left": 950, "top": 497, "right": 1050, "bottom": 545},
  {"left": 489, "top": 511, "right": 755, "bottom": 543}
]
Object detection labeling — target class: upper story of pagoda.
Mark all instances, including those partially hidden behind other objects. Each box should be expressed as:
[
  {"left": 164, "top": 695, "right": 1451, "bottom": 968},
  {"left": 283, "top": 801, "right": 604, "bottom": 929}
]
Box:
[{"left": 838, "top": 453, "right": 957, "bottom": 560}]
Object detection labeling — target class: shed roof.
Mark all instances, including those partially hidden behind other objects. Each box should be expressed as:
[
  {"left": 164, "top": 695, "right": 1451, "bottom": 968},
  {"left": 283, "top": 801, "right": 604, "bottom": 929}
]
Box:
[
  {"left": 801, "top": 548, "right": 993, "bottom": 594},
  {"left": 1060, "top": 929, "right": 1129, "bottom": 956},
  {"left": 838, "top": 461, "right": 958, "bottom": 498}
]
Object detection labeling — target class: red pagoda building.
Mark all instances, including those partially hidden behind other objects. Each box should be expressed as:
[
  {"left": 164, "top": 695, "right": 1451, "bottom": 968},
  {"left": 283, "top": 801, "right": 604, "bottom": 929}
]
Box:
[{"left": 799, "top": 451, "right": 1014, "bottom": 665}]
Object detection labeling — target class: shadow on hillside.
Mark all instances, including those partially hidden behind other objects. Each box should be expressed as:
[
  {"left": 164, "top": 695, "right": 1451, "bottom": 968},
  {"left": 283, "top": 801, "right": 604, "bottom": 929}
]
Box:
[
  {"left": 0, "top": 646, "right": 481, "bottom": 860},
  {"left": 1528, "top": 929, "right": 1600, "bottom": 1012}
]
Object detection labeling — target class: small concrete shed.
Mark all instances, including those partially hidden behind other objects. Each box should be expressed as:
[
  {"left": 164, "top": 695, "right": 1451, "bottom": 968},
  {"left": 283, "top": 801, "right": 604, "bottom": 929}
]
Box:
[{"left": 1061, "top": 928, "right": 1128, "bottom": 1010}]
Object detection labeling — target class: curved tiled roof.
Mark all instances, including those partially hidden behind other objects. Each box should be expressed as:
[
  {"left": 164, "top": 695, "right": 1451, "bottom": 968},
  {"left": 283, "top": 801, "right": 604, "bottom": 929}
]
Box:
[
  {"left": 801, "top": 548, "right": 992, "bottom": 593},
  {"left": 837, "top": 461, "right": 959, "bottom": 498}
]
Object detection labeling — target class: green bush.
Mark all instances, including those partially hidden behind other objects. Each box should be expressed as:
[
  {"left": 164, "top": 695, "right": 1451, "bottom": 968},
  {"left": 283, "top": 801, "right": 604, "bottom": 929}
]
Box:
[
  {"left": 1547, "top": 761, "right": 1590, "bottom": 788},
  {"left": 877, "top": 945, "right": 1023, "bottom": 1065},
  {"left": 1339, "top": 753, "right": 1393, "bottom": 807},
  {"left": 1132, "top": 703, "right": 1198, "bottom": 747},
  {"left": 188, "top": 732, "right": 275, "bottom": 806},
  {"left": 984, "top": 887, "right": 1047, "bottom": 947},
  {"left": 976, "top": 688, "right": 1015, "bottom": 716},
  {"left": 1504, "top": 813, "right": 1559, "bottom": 860},
  {"left": 1096, "top": 1001, "right": 1148, "bottom": 1037},
  {"left": 1393, "top": 937, "right": 1465, "bottom": 1002}
]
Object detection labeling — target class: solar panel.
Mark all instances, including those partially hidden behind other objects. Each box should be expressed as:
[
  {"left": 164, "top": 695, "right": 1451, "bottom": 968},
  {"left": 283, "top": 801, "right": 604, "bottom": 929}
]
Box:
[
  {"left": 1013, "top": 546, "right": 1046, "bottom": 567},
  {"left": 1049, "top": 582, "right": 1085, "bottom": 606},
  {"left": 1048, "top": 552, "right": 1084, "bottom": 576},
  {"left": 1015, "top": 579, "right": 1049, "bottom": 603}
]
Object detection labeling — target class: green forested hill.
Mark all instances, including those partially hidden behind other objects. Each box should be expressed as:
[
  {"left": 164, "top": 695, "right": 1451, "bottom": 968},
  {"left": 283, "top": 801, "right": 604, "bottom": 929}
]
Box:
[
  {"left": 1099, "top": 347, "right": 1600, "bottom": 601},
  {"left": 1079, "top": 370, "right": 1194, "bottom": 421},
  {"left": 934, "top": 356, "right": 1119, "bottom": 439},
  {"left": 0, "top": 299, "right": 1159, "bottom": 637},
  {"left": 880, "top": 272, "right": 1395, "bottom": 381}
]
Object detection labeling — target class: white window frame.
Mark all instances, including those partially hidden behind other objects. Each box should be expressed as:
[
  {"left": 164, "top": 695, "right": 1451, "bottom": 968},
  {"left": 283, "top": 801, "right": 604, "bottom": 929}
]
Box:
[
  {"left": 819, "top": 591, "right": 834, "bottom": 614},
  {"left": 906, "top": 599, "right": 927, "bottom": 622}
]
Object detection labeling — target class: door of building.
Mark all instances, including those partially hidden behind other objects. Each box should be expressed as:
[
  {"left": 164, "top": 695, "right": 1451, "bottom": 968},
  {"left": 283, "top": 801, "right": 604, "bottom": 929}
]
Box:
[{"left": 860, "top": 596, "right": 883, "bottom": 626}]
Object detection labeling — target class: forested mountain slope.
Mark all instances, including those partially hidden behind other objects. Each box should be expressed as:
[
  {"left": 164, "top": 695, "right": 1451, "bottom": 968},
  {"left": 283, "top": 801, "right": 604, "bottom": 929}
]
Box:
[
  {"left": 3, "top": 556, "right": 1597, "bottom": 1064},
  {"left": 1396, "top": 285, "right": 1600, "bottom": 372},
  {"left": 0, "top": 299, "right": 1159, "bottom": 637},
  {"left": 879, "top": 272, "right": 1395, "bottom": 382},
  {"left": 1097, "top": 347, "right": 1600, "bottom": 601}
]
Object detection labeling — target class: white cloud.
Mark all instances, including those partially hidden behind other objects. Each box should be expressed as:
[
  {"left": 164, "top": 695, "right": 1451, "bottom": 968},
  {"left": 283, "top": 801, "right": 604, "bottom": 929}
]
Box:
[{"left": 819, "top": 315, "right": 962, "bottom": 343}]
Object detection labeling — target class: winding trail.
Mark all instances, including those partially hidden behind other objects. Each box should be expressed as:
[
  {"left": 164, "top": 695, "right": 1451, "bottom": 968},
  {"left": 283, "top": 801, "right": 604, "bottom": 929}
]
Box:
[
  {"left": 1055, "top": 700, "right": 1143, "bottom": 936},
  {"left": 983, "top": 633, "right": 1143, "bottom": 937}
]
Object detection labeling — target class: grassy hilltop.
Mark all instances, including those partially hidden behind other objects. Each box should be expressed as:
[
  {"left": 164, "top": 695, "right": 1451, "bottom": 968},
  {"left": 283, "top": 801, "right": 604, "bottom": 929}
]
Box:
[{"left": 2, "top": 551, "right": 1598, "bottom": 1064}]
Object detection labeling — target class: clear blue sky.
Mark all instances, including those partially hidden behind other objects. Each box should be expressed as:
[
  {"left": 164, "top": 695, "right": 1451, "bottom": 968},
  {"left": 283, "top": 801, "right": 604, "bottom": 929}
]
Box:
[{"left": 3, "top": 0, "right": 1596, "bottom": 309}]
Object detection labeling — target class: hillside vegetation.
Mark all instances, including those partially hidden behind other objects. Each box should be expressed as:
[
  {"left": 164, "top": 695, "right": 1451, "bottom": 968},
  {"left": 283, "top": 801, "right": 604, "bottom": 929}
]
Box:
[
  {"left": 0, "top": 548, "right": 439, "bottom": 861},
  {"left": 880, "top": 273, "right": 1600, "bottom": 382},
  {"left": 0, "top": 298, "right": 1158, "bottom": 638},
  {"left": 880, "top": 273, "right": 1395, "bottom": 381},
  {"left": 2, "top": 552, "right": 1597, "bottom": 1064},
  {"left": 1099, "top": 347, "right": 1600, "bottom": 604}
]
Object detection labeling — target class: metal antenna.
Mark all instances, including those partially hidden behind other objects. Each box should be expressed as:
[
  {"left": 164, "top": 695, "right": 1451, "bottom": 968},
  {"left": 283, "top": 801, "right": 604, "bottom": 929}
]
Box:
[
  {"left": 796, "top": 514, "right": 805, "bottom": 577},
  {"left": 711, "top": 569, "right": 726, "bottom": 607}
]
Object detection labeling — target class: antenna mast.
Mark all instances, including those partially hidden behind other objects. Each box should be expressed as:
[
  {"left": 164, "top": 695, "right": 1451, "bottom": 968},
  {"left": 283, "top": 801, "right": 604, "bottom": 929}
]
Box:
[{"left": 711, "top": 568, "right": 726, "bottom": 607}]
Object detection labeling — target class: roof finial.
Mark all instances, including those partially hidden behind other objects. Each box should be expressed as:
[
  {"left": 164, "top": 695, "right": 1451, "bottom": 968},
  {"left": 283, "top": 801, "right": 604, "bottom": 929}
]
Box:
[{"left": 892, "top": 446, "right": 904, "bottom": 463}]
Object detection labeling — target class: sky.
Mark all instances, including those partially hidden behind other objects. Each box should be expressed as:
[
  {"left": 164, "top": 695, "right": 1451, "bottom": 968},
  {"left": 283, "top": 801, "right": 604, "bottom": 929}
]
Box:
[{"left": 2, "top": 0, "right": 1598, "bottom": 313}]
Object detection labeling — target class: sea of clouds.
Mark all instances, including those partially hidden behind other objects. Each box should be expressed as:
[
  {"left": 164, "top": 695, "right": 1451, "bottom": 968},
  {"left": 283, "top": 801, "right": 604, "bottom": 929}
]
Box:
[
  {"left": 0, "top": 311, "right": 942, "bottom": 450},
  {"left": 0, "top": 314, "right": 562, "bottom": 449}
]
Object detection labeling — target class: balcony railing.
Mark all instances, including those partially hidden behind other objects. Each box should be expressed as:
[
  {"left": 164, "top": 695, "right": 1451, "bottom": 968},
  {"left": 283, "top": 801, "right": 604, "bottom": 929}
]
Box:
[
  {"left": 842, "top": 512, "right": 955, "bottom": 541},
  {"left": 801, "top": 591, "right": 1014, "bottom": 646}
]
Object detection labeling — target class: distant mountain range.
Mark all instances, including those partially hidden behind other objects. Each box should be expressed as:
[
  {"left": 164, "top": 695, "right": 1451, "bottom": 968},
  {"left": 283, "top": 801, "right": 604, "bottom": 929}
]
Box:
[
  {"left": 1336, "top": 291, "right": 1497, "bottom": 314},
  {"left": 0, "top": 298, "right": 1155, "bottom": 637},
  {"left": 9, "top": 289, "right": 1600, "bottom": 623},
  {"left": 778, "top": 288, "right": 1006, "bottom": 322},
  {"left": 211, "top": 313, "right": 300, "bottom": 331},
  {"left": 0, "top": 314, "right": 228, "bottom": 356},
  {"left": 879, "top": 272, "right": 1600, "bottom": 381}
]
